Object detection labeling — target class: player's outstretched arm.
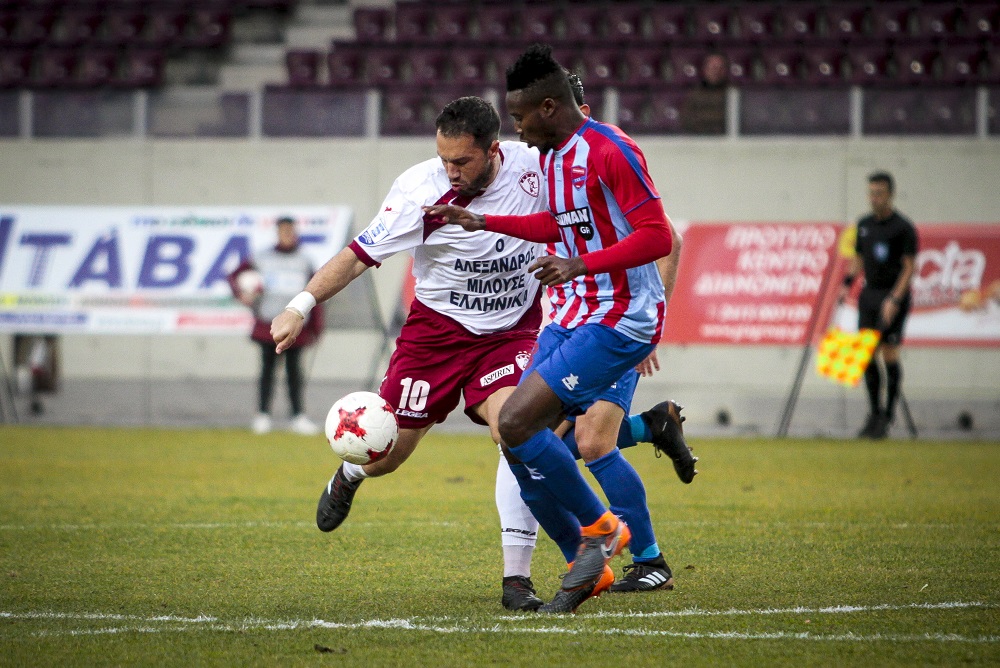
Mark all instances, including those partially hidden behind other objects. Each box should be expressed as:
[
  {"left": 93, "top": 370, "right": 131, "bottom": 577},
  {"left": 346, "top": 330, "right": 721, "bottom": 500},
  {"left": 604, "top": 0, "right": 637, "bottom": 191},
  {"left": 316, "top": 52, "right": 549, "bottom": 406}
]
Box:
[
  {"left": 421, "top": 204, "right": 486, "bottom": 231},
  {"left": 272, "top": 246, "right": 369, "bottom": 354}
]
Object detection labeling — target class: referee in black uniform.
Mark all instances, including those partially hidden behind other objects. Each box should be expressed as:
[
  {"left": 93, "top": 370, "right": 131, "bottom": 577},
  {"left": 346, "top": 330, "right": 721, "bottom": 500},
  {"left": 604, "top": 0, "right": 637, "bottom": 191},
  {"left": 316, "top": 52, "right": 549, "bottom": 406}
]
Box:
[{"left": 839, "top": 172, "right": 919, "bottom": 439}]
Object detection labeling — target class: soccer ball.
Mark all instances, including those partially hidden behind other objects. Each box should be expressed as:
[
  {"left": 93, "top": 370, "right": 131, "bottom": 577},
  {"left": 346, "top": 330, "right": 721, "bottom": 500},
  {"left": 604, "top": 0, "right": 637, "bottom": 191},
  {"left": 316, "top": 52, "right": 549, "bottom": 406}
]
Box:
[
  {"left": 236, "top": 269, "right": 264, "bottom": 299},
  {"left": 325, "top": 391, "right": 398, "bottom": 465}
]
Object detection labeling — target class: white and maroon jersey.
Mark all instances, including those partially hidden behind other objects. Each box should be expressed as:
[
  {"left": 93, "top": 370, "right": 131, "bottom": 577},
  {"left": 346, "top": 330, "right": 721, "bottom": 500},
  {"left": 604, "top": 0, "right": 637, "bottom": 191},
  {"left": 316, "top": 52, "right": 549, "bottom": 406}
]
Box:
[
  {"left": 543, "top": 118, "right": 666, "bottom": 344},
  {"left": 350, "top": 141, "right": 546, "bottom": 335}
]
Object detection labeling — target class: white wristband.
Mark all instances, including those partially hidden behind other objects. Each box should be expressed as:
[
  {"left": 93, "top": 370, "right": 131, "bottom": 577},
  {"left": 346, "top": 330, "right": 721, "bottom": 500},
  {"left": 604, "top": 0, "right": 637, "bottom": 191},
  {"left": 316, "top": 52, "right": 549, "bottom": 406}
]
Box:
[{"left": 286, "top": 291, "right": 317, "bottom": 318}]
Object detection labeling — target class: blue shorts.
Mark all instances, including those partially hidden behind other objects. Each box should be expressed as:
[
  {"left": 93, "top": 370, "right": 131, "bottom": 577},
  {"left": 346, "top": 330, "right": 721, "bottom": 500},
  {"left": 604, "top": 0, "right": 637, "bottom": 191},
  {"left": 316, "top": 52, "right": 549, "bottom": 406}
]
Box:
[{"left": 523, "top": 323, "right": 654, "bottom": 417}]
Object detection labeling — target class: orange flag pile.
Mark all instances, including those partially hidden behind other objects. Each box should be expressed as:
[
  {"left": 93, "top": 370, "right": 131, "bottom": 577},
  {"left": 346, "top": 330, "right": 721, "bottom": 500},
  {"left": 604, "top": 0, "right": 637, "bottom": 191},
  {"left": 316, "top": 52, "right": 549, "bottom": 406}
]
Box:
[{"left": 815, "top": 328, "right": 881, "bottom": 386}]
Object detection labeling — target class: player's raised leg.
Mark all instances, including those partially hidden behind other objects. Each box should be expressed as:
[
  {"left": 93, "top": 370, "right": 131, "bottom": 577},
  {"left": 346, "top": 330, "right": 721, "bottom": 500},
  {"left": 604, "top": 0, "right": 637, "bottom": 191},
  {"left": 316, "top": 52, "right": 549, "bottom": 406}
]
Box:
[{"left": 316, "top": 425, "right": 428, "bottom": 532}]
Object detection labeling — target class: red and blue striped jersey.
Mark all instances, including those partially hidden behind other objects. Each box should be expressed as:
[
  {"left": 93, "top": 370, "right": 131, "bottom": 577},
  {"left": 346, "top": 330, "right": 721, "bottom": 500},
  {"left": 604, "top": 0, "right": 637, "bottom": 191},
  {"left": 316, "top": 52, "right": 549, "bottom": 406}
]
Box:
[{"left": 543, "top": 118, "right": 668, "bottom": 344}]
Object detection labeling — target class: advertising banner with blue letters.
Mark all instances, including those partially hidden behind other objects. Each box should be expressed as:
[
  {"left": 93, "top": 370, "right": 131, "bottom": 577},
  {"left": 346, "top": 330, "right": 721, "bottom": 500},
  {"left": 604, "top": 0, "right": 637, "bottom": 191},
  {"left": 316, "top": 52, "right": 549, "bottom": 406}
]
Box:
[{"left": 0, "top": 206, "right": 352, "bottom": 334}]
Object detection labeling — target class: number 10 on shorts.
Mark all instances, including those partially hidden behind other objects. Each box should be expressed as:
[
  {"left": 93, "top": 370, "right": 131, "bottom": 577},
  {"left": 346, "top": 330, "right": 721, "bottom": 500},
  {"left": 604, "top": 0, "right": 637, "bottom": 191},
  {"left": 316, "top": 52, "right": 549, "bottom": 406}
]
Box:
[{"left": 399, "top": 377, "right": 430, "bottom": 412}]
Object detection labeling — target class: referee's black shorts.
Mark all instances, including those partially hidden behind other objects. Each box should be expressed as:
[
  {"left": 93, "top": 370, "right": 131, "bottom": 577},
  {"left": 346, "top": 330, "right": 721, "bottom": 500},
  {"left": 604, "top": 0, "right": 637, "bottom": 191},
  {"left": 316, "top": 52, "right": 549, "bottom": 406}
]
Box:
[{"left": 858, "top": 288, "right": 910, "bottom": 346}]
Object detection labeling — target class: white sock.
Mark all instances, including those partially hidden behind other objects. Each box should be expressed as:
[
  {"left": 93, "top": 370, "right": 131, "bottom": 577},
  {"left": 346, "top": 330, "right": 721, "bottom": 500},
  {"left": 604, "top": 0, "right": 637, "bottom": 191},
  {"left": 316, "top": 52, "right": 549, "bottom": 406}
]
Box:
[
  {"left": 341, "top": 461, "right": 369, "bottom": 482},
  {"left": 495, "top": 453, "right": 538, "bottom": 578},
  {"left": 502, "top": 545, "right": 535, "bottom": 579}
]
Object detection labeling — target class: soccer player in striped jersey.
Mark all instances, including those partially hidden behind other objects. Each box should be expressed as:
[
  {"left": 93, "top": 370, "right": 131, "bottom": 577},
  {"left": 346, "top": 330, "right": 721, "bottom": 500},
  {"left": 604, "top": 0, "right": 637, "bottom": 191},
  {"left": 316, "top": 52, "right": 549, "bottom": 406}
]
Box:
[{"left": 426, "top": 44, "right": 692, "bottom": 613}]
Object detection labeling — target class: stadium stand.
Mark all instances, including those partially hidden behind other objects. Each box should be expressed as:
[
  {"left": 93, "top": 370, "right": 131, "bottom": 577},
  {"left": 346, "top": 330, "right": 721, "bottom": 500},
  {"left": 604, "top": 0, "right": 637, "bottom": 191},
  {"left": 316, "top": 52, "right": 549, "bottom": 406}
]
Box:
[{"left": 1, "top": 0, "right": 998, "bottom": 138}]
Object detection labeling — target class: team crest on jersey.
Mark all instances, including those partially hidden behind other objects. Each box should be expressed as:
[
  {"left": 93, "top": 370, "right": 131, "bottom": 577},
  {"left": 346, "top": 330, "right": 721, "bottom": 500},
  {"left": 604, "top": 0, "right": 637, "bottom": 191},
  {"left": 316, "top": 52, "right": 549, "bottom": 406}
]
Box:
[
  {"left": 515, "top": 351, "right": 531, "bottom": 370},
  {"left": 571, "top": 165, "right": 587, "bottom": 189},
  {"left": 518, "top": 172, "right": 540, "bottom": 197}
]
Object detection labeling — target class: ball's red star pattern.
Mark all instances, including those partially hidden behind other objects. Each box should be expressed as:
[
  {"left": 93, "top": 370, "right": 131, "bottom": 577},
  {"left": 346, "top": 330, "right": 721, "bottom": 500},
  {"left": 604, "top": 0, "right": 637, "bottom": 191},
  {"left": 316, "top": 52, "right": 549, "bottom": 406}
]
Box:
[
  {"left": 334, "top": 405, "right": 367, "bottom": 440},
  {"left": 367, "top": 438, "right": 394, "bottom": 463}
]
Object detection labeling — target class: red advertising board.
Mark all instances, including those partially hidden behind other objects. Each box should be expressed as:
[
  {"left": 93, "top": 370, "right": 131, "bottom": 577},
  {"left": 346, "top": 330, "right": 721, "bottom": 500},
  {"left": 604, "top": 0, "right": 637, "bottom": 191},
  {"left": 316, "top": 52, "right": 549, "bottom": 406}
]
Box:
[
  {"left": 836, "top": 223, "right": 1000, "bottom": 347},
  {"left": 662, "top": 222, "right": 843, "bottom": 345}
]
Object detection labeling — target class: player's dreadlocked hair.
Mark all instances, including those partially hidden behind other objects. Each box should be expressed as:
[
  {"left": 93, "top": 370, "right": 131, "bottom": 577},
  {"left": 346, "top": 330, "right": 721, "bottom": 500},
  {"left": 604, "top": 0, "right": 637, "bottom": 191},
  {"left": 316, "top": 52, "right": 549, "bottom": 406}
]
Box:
[
  {"left": 505, "top": 44, "right": 575, "bottom": 106},
  {"left": 436, "top": 96, "right": 500, "bottom": 153}
]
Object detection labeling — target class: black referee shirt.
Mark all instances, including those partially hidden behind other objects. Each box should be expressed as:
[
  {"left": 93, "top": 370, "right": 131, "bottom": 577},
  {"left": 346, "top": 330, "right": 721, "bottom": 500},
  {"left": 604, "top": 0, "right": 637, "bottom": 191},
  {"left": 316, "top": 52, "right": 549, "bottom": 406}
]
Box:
[{"left": 855, "top": 211, "right": 919, "bottom": 291}]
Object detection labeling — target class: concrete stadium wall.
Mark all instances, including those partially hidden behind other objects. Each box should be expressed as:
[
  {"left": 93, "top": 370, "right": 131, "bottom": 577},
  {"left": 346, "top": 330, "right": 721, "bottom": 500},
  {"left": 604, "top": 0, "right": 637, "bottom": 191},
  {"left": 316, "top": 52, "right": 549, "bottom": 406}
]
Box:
[{"left": 2, "top": 137, "right": 999, "bottom": 433}]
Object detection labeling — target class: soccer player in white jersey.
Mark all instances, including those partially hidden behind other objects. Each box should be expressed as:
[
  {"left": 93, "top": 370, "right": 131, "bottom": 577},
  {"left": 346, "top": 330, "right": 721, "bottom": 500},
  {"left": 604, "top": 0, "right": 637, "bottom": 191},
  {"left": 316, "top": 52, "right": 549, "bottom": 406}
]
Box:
[
  {"left": 272, "top": 97, "right": 552, "bottom": 605},
  {"left": 426, "top": 45, "right": 694, "bottom": 613}
]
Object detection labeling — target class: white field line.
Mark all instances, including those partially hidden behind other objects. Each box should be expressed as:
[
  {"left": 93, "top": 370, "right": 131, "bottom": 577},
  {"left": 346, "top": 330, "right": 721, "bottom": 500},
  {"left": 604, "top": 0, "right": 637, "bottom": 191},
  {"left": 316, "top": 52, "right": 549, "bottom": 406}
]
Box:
[
  {"left": 4, "top": 602, "right": 998, "bottom": 643},
  {"left": 0, "top": 520, "right": 993, "bottom": 531}
]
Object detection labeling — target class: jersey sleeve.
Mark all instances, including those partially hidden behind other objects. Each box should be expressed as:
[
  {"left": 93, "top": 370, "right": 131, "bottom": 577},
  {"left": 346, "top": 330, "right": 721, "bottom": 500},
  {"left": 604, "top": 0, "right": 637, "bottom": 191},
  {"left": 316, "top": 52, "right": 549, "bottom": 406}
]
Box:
[
  {"left": 351, "top": 178, "right": 427, "bottom": 266},
  {"left": 596, "top": 133, "right": 661, "bottom": 217}
]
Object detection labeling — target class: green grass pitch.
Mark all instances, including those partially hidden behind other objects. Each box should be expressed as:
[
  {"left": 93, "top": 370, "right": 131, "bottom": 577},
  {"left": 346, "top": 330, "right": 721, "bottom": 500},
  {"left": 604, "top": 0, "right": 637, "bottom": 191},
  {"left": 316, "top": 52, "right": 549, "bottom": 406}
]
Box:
[{"left": 2, "top": 425, "right": 998, "bottom": 666}]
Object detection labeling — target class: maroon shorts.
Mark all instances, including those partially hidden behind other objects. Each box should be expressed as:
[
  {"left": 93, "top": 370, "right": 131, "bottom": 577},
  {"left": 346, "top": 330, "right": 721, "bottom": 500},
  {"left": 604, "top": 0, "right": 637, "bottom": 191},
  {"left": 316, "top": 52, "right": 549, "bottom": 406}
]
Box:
[{"left": 379, "top": 298, "right": 539, "bottom": 429}]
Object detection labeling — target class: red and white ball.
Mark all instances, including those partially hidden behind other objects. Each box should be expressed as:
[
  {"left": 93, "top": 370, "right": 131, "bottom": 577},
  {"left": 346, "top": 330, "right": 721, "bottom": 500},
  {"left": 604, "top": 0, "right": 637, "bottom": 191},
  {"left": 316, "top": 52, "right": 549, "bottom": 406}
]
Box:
[
  {"left": 236, "top": 269, "right": 264, "bottom": 299},
  {"left": 325, "top": 391, "right": 398, "bottom": 465}
]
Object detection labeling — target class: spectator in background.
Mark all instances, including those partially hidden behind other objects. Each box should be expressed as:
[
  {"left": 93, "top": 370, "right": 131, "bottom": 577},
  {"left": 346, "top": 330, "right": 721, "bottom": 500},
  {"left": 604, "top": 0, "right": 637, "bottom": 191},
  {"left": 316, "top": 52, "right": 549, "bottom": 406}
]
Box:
[
  {"left": 229, "top": 216, "right": 322, "bottom": 435},
  {"left": 839, "top": 172, "right": 918, "bottom": 439},
  {"left": 681, "top": 51, "right": 728, "bottom": 135}
]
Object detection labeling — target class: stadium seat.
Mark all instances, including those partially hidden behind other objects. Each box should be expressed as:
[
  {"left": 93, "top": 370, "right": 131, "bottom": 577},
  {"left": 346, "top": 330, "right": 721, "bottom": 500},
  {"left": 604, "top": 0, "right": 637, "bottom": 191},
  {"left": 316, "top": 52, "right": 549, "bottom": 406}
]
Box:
[
  {"left": 985, "top": 46, "right": 1000, "bottom": 84},
  {"left": 326, "top": 42, "right": 366, "bottom": 87},
  {"left": 448, "top": 48, "right": 491, "bottom": 85},
  {"left": 605, "top": 3, "right": 646, "bottom": 43},
  {"left": 621, "top": 46, "right": 669, "bottom": 87},
  {"left": 394, "top": 4, "right": 433, "bottom": 43},
  {"left": 667, "top": 47, "right": 709, "bottom": 86},
  {"left": 181, "top": 9, "right": 230, "bottom": 49},
  {"left": 74, "top": 48, "right": 117, "bottom": 87},
  {"left": 822, "top": 3, "right": 868, "bottom": 42},
  {"left": 843, "top": 45, "right": 891, "bottom": 85},
  {"left": 616, "top": 88, "right": 686, "bottom": 134},
  {"left": 285, "top": 49, "right": 321, "bottom": 87},
  {"left": 434, "top": 6, "right": 473, "bottom": 41},
  {"left": 365, "top": 46, "right": 406, "bottom": 86},
  {"left": 574, "top": 48, "right": 621, "bottom": 88},
  {"left": 800, "top": 45, "right": 846, "bottom": 85},
  {"left": 519, "top": 5, "right": 561, "bottom": 44},
  {"left": 116, "top": 49, "right": 165, "bottom": 88},
  {"left": 0, "top": 48, "right": 31, "bottom": 88},
  {"left": 647, "top": 5, "right": 689, "bottom": 42},
  {"left": 31, "top": 48, "right": 77, "bottom": 88},
  {"left": 408, "top": 48, "right": 449, "bottom": 85},
  {"left": 562, "top": 4, "right": 606, "bottom": 44},
  {"left": 476, "top": 6, "right": 517, "bottom": 43},
  {"left": 758, "top": 47, "right": 802, "bottom": 85},
  {"left": 51, "top": 9, "right": 104, "bottom": 47},
  {"left": 912, "top": 4, "right": 960, "bottom": 40},
  {"left": 893, "top": 43, "right": 940, "bottom": 85},
  {"left": 11, "top": 9, "right": 57, "bottom": 47},
  {"left": 352, "top": 7, "right": 392, "bottom": 43},
  {"left": 0, "top": 11, "right": 16, "bottom": 47},
  {"left": 99, "top": 9, "right": 146, "bottom": 46},
  {"left": 864, "top": 87, "right": 976, "bottom": 135},
  {"left": 961, "top": 4, "right": 998, "bottom": 40},
  {"left": 141, "top": 9, "right": 188, "bottom": 48},
  {"left": 690, "top": 4, "right": 734, "bottom": 43},
  {"left": 939, "top": 43, "right": 986, "bottom": 84},
  {"left": 869, "top": 3, "right": 913, "bottom": 41},
  {"left": 778, "top": 4, "right": 820, "bottom": 42},
  {"left": 734, "top": 3, "right": 779, "bottom": 41},
  {"left": 722, "top": 46, "right": 758, "bottom": 85}
]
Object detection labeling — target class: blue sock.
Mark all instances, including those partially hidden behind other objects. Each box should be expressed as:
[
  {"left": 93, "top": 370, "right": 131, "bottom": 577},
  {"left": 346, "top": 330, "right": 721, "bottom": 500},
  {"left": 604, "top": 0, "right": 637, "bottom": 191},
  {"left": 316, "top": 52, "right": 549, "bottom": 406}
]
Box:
[
  {"left": 585, "top": 449, "right": 658, "bottom": 559},
  {"left": 562, "top": 416, "right": 640, "bottom": 459},
  {"left": 510, "top": 429, "right": 606, "bottom": 527},
  {"left": 508, "top": 463, "right": 580, "bottom": 564},
  {"left": 630, "top": 414, "right": 652, "bottom": 443}
]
